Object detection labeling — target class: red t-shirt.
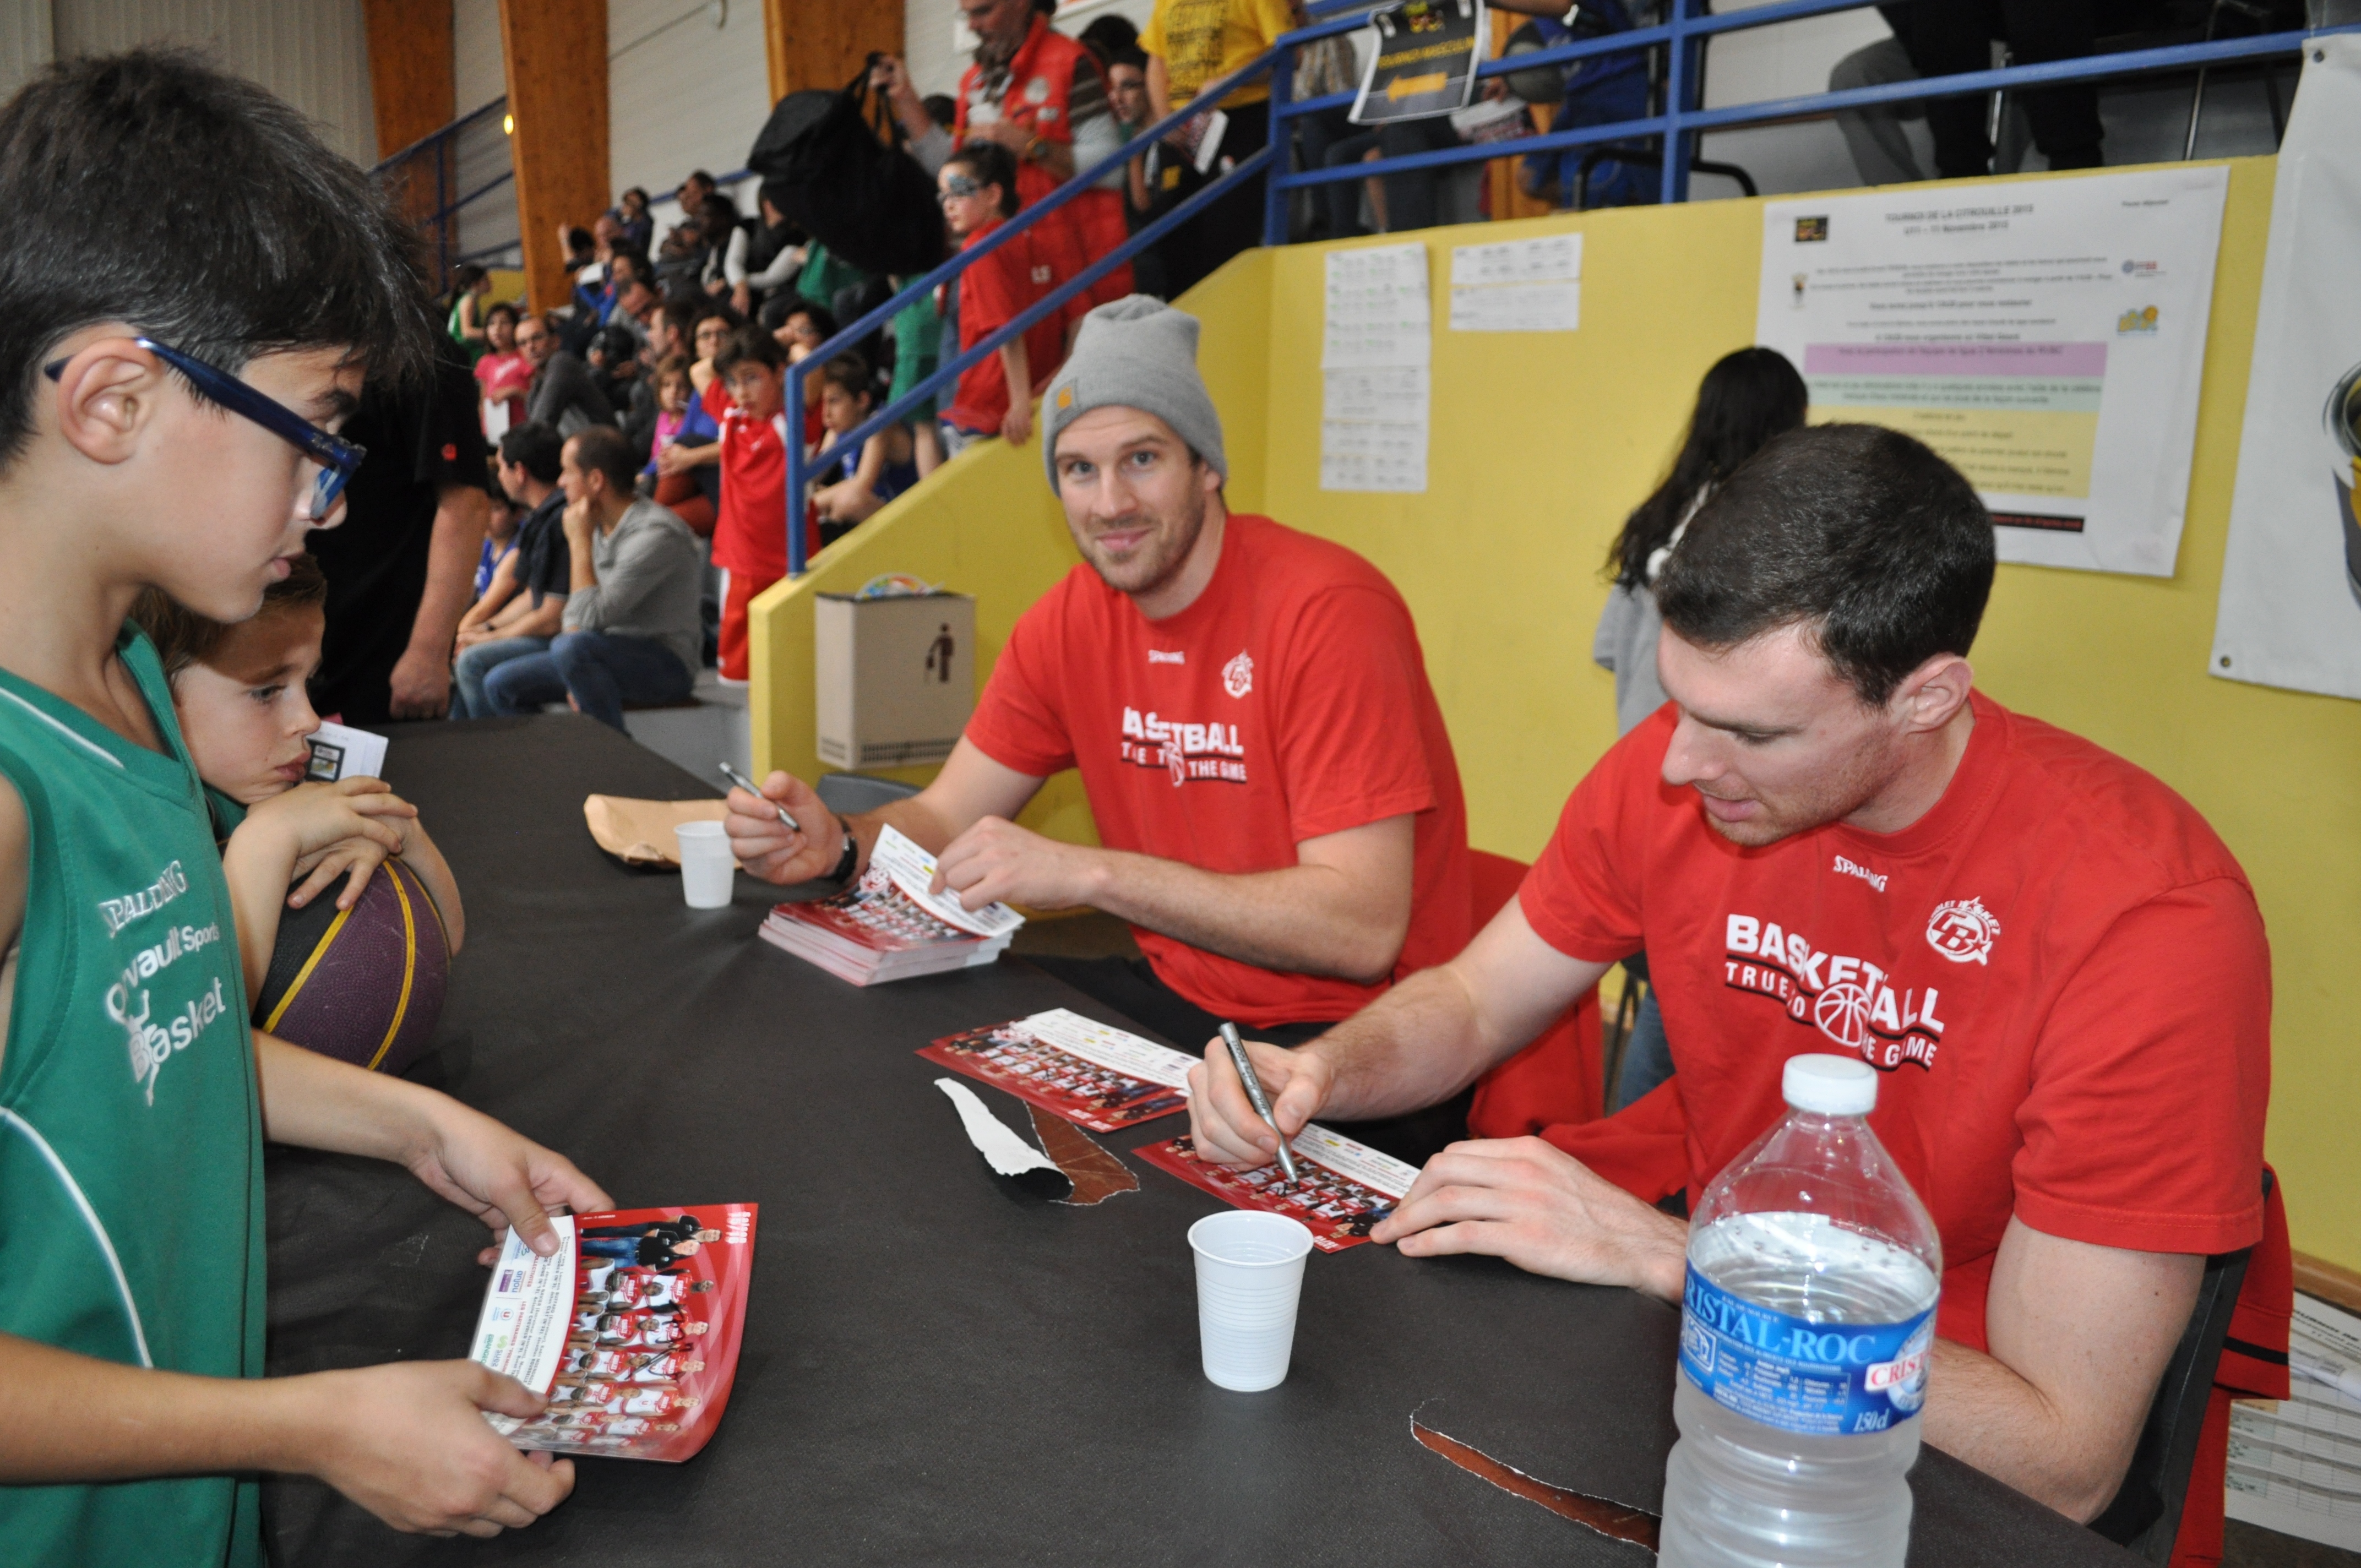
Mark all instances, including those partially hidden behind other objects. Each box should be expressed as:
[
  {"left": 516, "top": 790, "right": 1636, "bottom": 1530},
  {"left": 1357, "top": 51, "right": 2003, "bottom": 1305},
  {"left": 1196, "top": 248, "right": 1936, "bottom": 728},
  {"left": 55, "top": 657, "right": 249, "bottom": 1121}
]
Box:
[
  {"left": 964, "top": 514, "right": 1472, "bottom": 1026},
  {"left": 1520, "top": 693, "right": 2270, "bottom": 1352},
  {"left": 712, "top": 404, "right": 788, "bottom": 580},
  {"left": 946, "top": 217, "right": 1070, "bottom": 434}
]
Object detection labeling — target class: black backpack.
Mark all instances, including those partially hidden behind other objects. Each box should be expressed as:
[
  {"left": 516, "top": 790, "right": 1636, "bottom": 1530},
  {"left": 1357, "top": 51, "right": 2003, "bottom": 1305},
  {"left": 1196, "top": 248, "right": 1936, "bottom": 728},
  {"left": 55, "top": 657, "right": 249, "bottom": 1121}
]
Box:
[{"left": 747, "top": 67, "right": 945, "bottom": 279}]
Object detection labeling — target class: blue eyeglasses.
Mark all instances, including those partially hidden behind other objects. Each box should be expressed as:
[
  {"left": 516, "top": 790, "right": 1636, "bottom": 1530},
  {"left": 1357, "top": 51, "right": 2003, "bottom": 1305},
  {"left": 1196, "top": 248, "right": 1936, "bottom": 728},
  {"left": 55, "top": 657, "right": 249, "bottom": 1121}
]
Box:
[{"left": 44, "top": 336, "right": 366, "bottom": 521}]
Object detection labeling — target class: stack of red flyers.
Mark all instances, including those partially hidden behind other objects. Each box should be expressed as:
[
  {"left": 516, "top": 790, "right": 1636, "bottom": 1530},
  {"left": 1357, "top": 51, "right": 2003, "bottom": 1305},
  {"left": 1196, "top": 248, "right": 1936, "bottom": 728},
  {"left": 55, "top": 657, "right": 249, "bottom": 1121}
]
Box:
[
  {"left": 757, "top": 825, "right": 1022, "bottom": 986},
  {"left": 468, "top": 1204, "right": 757, "bottom": 1462}
]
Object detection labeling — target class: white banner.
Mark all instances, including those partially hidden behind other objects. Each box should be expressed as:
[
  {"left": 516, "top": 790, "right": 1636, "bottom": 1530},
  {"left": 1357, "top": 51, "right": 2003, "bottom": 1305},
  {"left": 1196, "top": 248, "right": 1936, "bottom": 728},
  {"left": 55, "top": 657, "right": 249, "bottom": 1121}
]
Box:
[
  {"left": 1758, "top": 167, "right": 2228, "bottom": 576},
  {"left": 2211, "top": 35, "right": 2361, "bottom": 700}
]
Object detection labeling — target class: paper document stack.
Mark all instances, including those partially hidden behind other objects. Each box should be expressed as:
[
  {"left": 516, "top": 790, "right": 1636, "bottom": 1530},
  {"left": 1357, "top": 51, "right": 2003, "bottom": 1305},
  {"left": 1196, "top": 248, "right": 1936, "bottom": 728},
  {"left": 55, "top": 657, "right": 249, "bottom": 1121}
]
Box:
[
  {"left": 758, "top": 825, "right": 1022, "bottom": 985},
  {"left": 2226, "top": 1292, "right": 2361, "bottom": 1551}
]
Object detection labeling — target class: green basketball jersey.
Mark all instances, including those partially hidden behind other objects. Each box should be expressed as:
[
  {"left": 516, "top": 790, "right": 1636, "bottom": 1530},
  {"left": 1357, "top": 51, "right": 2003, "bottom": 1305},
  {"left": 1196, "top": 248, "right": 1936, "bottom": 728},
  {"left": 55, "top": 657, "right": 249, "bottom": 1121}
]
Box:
[{"left": 0, "top": 629, "right": 265, "bottom": 1566}]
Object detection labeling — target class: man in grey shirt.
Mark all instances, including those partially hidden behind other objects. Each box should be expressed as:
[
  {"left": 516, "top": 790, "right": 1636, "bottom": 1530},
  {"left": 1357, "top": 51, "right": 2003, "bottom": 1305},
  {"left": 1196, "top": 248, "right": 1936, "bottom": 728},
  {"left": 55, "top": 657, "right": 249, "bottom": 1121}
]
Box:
[
  {"left": 482, "top": 427, "right": 701, "bottom": 729},
  {"left": 518, "top": 310, "right": 615, "bottom": 436}
]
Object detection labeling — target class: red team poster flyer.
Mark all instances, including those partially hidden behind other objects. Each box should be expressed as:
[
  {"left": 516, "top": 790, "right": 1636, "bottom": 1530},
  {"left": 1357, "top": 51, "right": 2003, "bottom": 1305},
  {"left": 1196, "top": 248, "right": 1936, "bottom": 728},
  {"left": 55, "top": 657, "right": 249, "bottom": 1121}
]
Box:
[
  {"left": 468, "top": 1204, "right": 758, "bottom": 1462},
  {"left": 918, "top": 1008, "right": 1200, "bottom": 1133},
  {"left": 1138, "top": 1126, "right": 1418, "bottom": 1252}
]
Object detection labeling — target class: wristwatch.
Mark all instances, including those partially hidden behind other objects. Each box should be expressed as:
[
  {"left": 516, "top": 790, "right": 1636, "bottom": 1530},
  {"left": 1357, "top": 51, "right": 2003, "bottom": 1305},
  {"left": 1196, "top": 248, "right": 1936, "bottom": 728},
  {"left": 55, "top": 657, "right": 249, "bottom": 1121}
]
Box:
[
  {"left": 826, "top": 826, "right": 860, "bottom": 886},
  {"left": 1024, "top": 134, "right": 1049, "bottom": 165}
]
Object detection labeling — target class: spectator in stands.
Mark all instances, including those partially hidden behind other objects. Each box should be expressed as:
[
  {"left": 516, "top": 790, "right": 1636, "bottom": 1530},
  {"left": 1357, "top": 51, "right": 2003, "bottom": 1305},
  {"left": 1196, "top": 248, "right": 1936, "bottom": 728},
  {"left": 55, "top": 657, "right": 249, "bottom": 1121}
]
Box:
[
  {"left": 646, "top": 355, "right": 721, "bottom": 535},
  {"left": 939, "top": 141, "right": 1071, "bottom": 455},
  {"left": 723, "top": 296, "right": 1476, "bottom": 1164},
  {"left": 1080, "top": 13, "right": 1140, "bottom": 61},
  {"left": 888, "top": 276, "right": 948, "bottom": 478},
  {"left": 1142, "top": 0, "right": 1293, "bottom": 296},
  {"left": 1830, "top": 8, "right": 1929, "bottom": 185},
  {"left": 588, "top": 324, "right": 640, "bottom": 409},
  {"left": 520, "top": 311, "right": 616, "bottom": 436},
  {"left": 1291, "top": 10, "right": 1369, "bottom": 241},
  {"left": 562, "top": 223, "right": 599, "bottom": 278},
  {"left": 689, "top": 303, "right": 735, "bottom": 397},
  {"left": 1905, "top": 0, "right": 2104, "bottom": 177},
  {"left": 483, "top": 428, "right": 703, "bottom": 729},
  {"left": 309, "top": 340, "right": 493, "bottom": 723},
  {"left": 452, "top": 422, "right": 571, "bottom": 720},
  {"left": 659, "top": 172, "right": 725, "bottom": 286},
  {"left": 474, "top": 301, "right": 531, "bottom": 439},
  {"left": 610, "top": 262, "right": 658, "bottom": 354},
  {"left": 710, "top": 326, "right": 794, "bottom": 684},
  {"left": 938, "top": 142, "right": 1067, "bottom": 455},
  {"left": 771, "top": 300, "right": 837, "bottom": 364},
  {"left": 811, "top": 354, "right": 922, "bottom": 542},
  {"left": 697, "top": 197, "right": 746, "bottom": 300},
  {"left": 874, "top": 0, "right": 1130, "bottom": 308},
  {"left": 729, "top": 188, "right": 806, "bottom": 318},
  {"left": 1591, "top": 346, "right": 1805, "bottom": 1110},
  {"left": 447, "top": 262, "right": 492, "bottom": 361},
  {"left": 477, "top": 491, "right": 521, "bottom": 601},
  {"left": 614, "top": 185, "right": 654, "bottom": 255}
]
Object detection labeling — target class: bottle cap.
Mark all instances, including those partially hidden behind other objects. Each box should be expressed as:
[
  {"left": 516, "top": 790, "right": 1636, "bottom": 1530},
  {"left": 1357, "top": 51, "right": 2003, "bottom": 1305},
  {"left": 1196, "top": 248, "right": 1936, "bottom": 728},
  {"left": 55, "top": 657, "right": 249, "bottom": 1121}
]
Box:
[{"left": 1783, "top": 1053, "right": 1876, "bottom": 1116}]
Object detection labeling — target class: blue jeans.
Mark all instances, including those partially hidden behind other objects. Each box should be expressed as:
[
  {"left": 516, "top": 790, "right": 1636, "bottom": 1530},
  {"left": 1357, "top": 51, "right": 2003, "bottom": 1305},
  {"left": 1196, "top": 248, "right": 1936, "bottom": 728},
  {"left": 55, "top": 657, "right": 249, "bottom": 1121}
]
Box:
[
  {"left": 451, "top": 635, "right": 549, "bottom": 720},
  {"left": 1614, "top": 989, "right": 1672, "bottom": 1112},
  {"left": 483, "top": 630, "right": 692, "bottom": 731}
]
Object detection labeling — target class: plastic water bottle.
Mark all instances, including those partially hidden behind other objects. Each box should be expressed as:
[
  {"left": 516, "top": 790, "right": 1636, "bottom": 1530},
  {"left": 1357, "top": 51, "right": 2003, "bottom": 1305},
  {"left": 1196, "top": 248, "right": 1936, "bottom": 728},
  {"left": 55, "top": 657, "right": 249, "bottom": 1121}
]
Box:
[{"left": 1659, "top": 1054, "right": 1943, "bottom": 1568}]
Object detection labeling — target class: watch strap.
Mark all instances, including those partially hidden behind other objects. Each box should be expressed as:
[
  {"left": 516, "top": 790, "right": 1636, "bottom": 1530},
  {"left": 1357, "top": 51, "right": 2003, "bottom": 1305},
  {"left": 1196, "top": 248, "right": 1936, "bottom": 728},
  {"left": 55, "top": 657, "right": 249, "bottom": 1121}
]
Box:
[{"left": 827, "top": 827, "right": 860, "bottom": 886}]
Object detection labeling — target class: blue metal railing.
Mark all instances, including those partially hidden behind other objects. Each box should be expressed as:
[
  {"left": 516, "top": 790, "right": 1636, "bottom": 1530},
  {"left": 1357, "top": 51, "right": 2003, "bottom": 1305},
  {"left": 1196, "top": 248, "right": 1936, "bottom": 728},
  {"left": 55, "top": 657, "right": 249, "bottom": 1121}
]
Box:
[
  {"left": 779, "top": 0, "right": 2353, "bottom": 579},
  {"left": 372, "top": 97, "right": 514, "bottom": 280}
]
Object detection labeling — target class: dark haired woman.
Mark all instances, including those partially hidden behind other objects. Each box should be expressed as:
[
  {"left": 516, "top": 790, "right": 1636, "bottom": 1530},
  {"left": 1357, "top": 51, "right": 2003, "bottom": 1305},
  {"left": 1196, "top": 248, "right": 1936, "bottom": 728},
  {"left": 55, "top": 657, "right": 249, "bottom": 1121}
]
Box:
[
  {"left": 1595, "top": 346, "right": 1807, "bottom": 734},
  {"left": 1592, "top": 345, "right": 1804, "bottom": 1108}
]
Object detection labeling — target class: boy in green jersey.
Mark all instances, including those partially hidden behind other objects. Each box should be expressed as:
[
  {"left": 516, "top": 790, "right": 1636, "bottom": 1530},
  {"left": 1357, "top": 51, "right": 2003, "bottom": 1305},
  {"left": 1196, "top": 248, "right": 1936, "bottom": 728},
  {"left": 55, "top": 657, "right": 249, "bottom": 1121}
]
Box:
[{"left": 0, "top": 51, "right": 613, "bottom": 1558}]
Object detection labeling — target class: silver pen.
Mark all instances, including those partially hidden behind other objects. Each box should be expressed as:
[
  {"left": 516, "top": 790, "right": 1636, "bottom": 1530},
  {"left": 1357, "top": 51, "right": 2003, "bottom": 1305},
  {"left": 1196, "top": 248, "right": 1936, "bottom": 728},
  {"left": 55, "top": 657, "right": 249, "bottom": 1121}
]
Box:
[
  {"left": 1219, "top": 1021, "right": 1300, "bottom": 1183},
  {"left": 717, "top": 760, "right": 799, "bottom": 834}
]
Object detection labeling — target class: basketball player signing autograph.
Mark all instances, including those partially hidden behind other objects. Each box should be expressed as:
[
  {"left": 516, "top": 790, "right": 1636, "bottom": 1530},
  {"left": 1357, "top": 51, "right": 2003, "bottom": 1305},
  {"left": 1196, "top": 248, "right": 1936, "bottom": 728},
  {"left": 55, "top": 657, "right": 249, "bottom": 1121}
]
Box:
[
  {"left": 1189, "top": 424, "right": 2288, "bottom": 1564},
  {"left": 726, "top": 297, "right": 1476, "bottom": 1163}
]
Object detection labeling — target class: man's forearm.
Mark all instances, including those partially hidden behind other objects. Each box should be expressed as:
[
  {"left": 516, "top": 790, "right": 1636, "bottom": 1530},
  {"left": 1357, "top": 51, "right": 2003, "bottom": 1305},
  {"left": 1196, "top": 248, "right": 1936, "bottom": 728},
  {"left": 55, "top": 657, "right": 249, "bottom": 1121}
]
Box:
[
  {"left": 410, "top": 487, "right": 491, "bottom": 662},
  {"left": 1924, "top": 1340, "right": 2136, "bottom": 1520},
  {"left": 1307, "top": 963, "right": 1503, "bottom": 1117},
  {"left": 1081, "top": 850, "right": 1400, "bottom": 982},
  {"left": 492, "top": 597, "right": 566, "bottom": 639}
]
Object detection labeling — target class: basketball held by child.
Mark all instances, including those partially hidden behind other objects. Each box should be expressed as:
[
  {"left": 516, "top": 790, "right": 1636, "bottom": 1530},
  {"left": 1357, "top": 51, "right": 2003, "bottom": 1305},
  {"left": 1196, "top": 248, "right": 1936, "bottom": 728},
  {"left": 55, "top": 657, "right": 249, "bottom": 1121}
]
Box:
[{"left": 254, "top": 856, "right": 450, "bottom": 1075}]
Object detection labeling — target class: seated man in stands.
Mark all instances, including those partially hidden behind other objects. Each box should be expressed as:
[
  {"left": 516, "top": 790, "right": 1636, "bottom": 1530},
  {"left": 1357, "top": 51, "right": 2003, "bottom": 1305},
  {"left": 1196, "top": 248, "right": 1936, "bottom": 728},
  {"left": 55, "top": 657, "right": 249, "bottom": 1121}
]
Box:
[
  {"left": 1186, "top": 423, "right": 2282, "bottom": 1551},
  {"left": 520, "top": 311, "right": 615, "bottom": 436},
  {"left": 483, "top": 428, "right": 702, "bottom": 728},
  {"left": 726, "top": 297, "right": 1476, "bottom": 1163}
]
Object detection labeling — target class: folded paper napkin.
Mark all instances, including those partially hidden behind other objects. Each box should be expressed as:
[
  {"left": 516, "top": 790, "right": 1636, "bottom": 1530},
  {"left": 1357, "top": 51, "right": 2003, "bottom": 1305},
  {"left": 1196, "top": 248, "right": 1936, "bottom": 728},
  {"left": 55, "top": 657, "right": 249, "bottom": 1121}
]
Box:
[{"left": 583, "top": 794, "right": 735, "bottom": 869}]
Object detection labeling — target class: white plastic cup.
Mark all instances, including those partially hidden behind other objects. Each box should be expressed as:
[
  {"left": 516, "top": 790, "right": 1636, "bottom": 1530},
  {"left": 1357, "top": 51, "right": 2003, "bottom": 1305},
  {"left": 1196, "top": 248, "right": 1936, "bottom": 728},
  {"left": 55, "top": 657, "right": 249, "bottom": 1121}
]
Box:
[
  {"left": 674, "top": 820, "right": 736, "bottom": 909},
  {"left": 1188, "top": 1211, "right": 1315, "bottom": 1391}
]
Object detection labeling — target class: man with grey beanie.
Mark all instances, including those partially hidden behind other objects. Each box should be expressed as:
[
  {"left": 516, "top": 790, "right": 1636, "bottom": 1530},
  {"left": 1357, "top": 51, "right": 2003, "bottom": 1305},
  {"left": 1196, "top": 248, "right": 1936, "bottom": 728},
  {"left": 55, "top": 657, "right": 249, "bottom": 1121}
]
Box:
[{"left": 725, "top": 298, "right": 1477, "bottom": 1164}]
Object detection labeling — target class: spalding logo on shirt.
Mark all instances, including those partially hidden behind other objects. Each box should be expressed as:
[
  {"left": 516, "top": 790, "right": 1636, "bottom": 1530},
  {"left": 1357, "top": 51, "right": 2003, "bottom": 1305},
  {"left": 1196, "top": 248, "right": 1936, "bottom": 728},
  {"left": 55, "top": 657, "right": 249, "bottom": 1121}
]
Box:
[{"left": 1724, "top": 913, "right": 1949, "bottom": 1073}]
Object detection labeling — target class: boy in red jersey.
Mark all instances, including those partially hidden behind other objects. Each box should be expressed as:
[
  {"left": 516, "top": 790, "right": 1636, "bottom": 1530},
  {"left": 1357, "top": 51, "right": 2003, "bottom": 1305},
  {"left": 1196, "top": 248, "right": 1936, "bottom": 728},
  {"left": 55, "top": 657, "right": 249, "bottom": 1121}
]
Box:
[
  {"left": 1187, "top": 424, "right": 2287, "bottom": 1566},
  {"left": 938, "top": 143, "right": 1072, "bottom": 455},
  {"left": 708, "top": 327, "right": 796, "bottom": 683}
]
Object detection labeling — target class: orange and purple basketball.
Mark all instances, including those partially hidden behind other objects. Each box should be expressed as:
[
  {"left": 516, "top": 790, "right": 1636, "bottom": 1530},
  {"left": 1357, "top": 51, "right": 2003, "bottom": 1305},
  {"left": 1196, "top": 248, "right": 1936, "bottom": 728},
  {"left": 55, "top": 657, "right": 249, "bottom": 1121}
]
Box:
[{"left": 254, "top": 856, "right": 449, "bottom": 1075}]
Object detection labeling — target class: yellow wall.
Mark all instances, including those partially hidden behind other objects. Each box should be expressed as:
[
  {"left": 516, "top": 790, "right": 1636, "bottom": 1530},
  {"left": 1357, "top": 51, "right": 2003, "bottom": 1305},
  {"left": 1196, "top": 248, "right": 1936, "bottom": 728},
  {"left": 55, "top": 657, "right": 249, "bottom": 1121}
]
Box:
[{"left": 749, "top": 159, "right": 2360, "bottom": 1269}]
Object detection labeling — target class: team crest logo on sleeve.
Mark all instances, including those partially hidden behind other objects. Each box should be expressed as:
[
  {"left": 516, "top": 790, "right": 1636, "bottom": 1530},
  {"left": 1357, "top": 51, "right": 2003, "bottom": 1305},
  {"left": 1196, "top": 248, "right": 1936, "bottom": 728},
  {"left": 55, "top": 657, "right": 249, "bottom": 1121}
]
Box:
[
  {"left": 1222, "top": 651, "right": 1253, "bottom": 698},
  {"left": 1925, "top": 898, "right": 2000, "bottom": 965}
]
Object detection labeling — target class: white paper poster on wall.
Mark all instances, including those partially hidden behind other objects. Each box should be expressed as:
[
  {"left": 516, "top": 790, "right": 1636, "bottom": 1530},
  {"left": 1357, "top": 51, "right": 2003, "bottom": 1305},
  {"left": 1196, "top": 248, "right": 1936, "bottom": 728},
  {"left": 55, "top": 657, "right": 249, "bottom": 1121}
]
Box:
[
  {"left": 2211, "top": 36, "right": 2361, "bottom": 701},
  {"left": 1321, "top": 242, "right": 1432, "bottom": 493},
  {"left": 1756, "top": 166, "right": 2228, "bottom": 577},
  {"left": 1448, "top": 232, "right": 1581, "bottom": 332}
]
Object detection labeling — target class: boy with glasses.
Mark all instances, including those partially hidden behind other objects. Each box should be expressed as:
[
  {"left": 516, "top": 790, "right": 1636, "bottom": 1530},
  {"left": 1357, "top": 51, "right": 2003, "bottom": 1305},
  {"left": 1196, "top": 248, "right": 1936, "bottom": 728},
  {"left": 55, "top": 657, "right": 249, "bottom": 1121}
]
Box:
[{"left": 0, "top": 52, "right": 612, "bottom": 1555}]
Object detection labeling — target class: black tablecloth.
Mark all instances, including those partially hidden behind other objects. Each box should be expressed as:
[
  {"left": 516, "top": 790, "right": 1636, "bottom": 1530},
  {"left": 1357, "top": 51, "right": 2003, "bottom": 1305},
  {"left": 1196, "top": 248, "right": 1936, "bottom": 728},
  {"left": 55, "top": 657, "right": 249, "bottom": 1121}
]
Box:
[{"left": 262, "top": 715, "right": 2134, "bottom": 1568}]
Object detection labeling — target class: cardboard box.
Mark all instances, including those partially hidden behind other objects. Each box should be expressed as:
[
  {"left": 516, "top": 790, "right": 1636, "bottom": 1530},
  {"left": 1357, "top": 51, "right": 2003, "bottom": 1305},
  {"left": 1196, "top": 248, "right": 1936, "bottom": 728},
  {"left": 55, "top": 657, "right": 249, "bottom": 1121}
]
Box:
[{"left": 815, "top": 592, "right": 975, "bottom": 769}]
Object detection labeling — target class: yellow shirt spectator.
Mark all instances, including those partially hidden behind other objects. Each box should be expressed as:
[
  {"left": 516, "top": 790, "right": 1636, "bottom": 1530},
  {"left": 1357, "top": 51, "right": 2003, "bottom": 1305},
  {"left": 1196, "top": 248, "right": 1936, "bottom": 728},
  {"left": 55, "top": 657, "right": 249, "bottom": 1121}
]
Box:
[{"left": 1141, "top": 0, "right": 1298, "bottom": 107}]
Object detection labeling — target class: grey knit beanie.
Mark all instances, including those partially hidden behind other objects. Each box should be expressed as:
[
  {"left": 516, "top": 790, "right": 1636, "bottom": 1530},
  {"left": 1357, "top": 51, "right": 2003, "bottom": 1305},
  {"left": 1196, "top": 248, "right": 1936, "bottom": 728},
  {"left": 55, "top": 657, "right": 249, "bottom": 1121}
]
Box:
[{"left": 1040, "top": 295, "right": 1227, "bottom": 493}]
